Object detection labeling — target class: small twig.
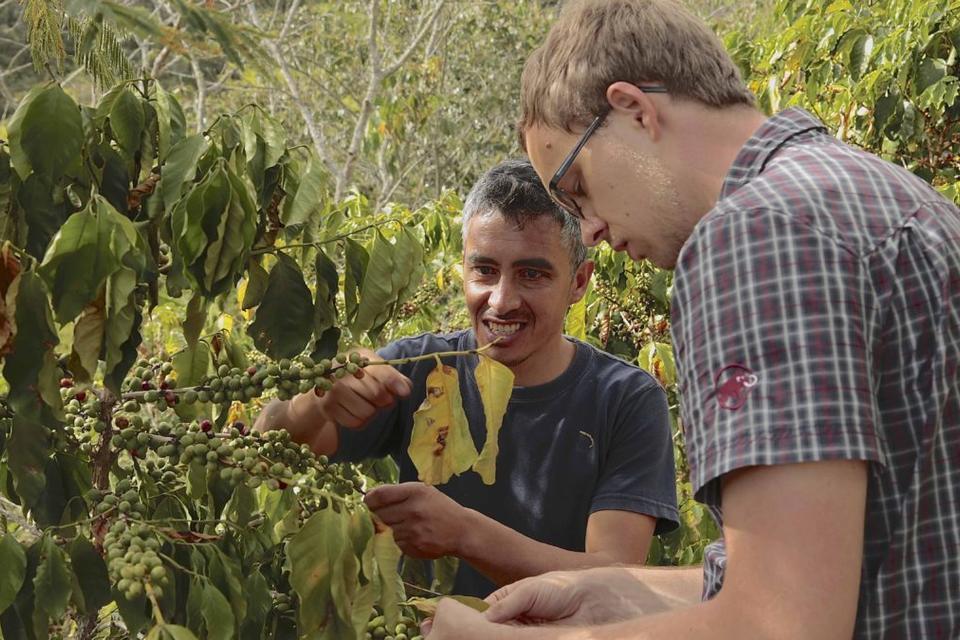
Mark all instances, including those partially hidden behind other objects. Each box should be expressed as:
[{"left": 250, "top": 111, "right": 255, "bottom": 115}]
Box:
[{"left": 402, "top": 580, "right": 444, "bottom": 598}]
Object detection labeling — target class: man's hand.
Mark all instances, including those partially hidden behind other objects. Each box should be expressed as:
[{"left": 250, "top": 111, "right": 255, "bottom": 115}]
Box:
[
  {"left": 312, "top": 348, "right": 412, "bottom": 429},
  {"left": 253, "top": 347, "right": 412, "bottom": 454},
  {"left": 484, "top": 565, "right": 698, "bottom": 626},
  {"left": 363, "top": 482, "right": 468, "bottom": 559},
  {"left": 422, "top": 599, "right": 528, "bottom": 640}
]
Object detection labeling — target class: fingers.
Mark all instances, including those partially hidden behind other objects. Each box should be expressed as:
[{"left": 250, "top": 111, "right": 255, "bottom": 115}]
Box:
[
  {"left": 365, "top": 364, "right": 413, "bottom": 398},
  {"left": 363, "top": 482, "right": 418, "bottom": 511},
  {"left": 321, "top": 367, "right": 412, "bottom": 427},
  {"left": 483, "top": 580, "right": 540, "bottom": 624}
]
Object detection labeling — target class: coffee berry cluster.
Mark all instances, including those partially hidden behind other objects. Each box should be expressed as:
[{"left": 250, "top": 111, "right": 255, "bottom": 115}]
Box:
[
  {"left": 100, "top": 514, "right": 169, "bottom": 600},
  {"left": 366, "top": 610, "right": 422, "bottom": 640}
]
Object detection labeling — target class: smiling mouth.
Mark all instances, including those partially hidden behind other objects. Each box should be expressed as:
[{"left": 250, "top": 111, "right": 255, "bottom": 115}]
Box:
[{"left": 483, "top": 319, "right": 524, "bottom": 337}]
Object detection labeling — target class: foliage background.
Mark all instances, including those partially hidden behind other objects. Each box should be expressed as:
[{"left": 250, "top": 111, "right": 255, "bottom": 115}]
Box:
[{"left": 0, "top": 0, "right": 957, "bottom": 623}]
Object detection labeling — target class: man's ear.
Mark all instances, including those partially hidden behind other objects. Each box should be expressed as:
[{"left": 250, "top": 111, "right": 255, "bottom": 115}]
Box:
[
  {"left": 570, "top": 259, "right": 595, "bottom": 303},
  {"left": 606, "top": 81, "right": 663, "bottom": 141}
]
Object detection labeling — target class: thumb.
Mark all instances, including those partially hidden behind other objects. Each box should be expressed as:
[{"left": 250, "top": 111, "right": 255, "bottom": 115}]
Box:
[
  {"left": 483, "top": 582, "right": 536, "bottom": 624},
  {"left": 384, "top": 370, "right": 412, "bottom": 397}
]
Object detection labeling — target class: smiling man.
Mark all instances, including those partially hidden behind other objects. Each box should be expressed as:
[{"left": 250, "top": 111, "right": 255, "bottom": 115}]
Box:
[{"left": 255, "top": 158, "right": 679, "bottom": 598}]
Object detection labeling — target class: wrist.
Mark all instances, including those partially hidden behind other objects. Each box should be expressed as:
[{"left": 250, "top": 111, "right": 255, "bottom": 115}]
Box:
[{"left": 453, "top": 506, "right": 484, "bottom": 558}]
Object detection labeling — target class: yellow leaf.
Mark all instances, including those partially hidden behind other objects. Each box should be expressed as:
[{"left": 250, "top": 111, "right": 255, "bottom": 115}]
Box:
[
  {"left": 408, "top": 357, "right": 478, "bottom": 485},
  {"left": 405, "top": 595, "right": 489, "bottom": 616},
  {"left": 471, "top": 355, "right": 514, "bottom": 485}
]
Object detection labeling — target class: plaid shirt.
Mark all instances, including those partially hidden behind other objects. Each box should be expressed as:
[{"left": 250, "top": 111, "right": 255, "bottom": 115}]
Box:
[{"left": 672, "top": 107, "right": 960, "bottom": 638}]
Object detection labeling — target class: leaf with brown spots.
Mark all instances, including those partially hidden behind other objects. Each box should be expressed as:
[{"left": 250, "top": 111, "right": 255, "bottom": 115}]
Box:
[
  {"left": 0, "top": 242, "right": 22, "bottom": 358},
  {"left": 408, "top": 357, "right": 478, "bottom": 485}
]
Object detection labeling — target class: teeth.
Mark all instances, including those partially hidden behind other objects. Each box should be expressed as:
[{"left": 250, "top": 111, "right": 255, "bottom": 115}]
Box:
[{"left": 487, "top": 322, "right": 521, "bottom": 336}]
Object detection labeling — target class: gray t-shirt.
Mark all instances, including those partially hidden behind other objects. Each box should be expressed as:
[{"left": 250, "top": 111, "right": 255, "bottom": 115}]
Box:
[{"left": 335, "top": 329, "right": 679, "bottom": 597}]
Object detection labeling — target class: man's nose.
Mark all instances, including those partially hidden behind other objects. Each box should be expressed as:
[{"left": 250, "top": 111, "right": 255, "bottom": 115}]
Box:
[
  {"left": 580, "top": 216, "right": 609, "bottom": 247},
  {"left": 488, "top": 278, "right": 521, "bottom": 313}
]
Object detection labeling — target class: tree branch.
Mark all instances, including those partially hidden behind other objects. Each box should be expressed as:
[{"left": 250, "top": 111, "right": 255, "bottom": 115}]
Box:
[
  {"left": 247, "top": 0, "right": 338, "bottom": 176},
  {"left": 190, "top": 56, "right": 206, "bottom": 132},
  {"left": 336, "top": 0, "right": 381, "bottom": 200},
  {"left": 382, "top": 0, "right": 445, "bottom": 77}
]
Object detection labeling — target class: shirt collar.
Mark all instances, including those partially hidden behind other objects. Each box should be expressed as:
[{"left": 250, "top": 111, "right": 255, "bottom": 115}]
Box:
[{"left": 720, "top": 107, "right": 829, "bottom": 199}]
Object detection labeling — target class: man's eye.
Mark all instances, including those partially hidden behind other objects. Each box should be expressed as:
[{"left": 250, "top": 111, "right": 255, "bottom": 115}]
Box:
[
  {"left": 474, "top": 266, "right": 496, "bottom": 276},
  {"left": 520, "top": 269, "right": 545, "bottom": 280}
]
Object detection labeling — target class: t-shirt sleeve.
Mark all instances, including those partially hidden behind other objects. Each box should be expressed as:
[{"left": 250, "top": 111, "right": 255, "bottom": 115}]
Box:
[
  {"left": 591, "top": 378, "right": 680, "bottom": 535},
  {"left": 672, "top": 208, "right": 883, "bottom": 505}
]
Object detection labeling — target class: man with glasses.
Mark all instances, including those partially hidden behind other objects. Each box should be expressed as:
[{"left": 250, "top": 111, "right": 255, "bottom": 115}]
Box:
[
  {"left": 256, "top": 158, "right": 679, "bottom": 599},
  {"left": 424, "top": 0, "right": 960, "bottom": 638}
]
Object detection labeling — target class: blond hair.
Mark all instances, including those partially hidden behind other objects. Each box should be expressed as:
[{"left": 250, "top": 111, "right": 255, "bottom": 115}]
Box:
[{"left": 520, "top": 0, "right": 754, "bottom": 135}]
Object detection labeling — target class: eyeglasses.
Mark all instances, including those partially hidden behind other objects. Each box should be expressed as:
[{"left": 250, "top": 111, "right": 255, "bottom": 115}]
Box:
[{"left": 547, "top": 86, "right": 668, "bottom": 220}]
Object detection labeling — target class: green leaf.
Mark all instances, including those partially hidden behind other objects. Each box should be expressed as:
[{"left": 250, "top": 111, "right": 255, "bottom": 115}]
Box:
[
  {"left": 313, "top": 249, "right": 339, "bottom": 335},
  {"left": 104, "top": 307, "right": 142, "bottom": 395},
  {"left": 39, "top": 196, "right": 139, "bottom": 323},
  {"left": 242, "top": 258, "right": 269, "bottom": 310},
  {"left": 353, "top": 232, "right": 396, "bottom": 335},
  {"left": 238, "top": 571, "right": 271, "bottom": 640},
  {"left": 311, "top": 326, "right": 341, "bottom": 362},
  {"left": 343, "top": 238, "right": 369, "bottom": 323},
  {"left": 205, "top": 548, "right": 246, "bottom": 623},
  {"left": 846, "top": 33, "right": 873, "bottom": 81},
  {"left": 182, "top": 292, "right": 207, "bottom": 348},
  {"left": 914, "top": 57, "right": 948, "bottom": 94},
  {"left": 14, "top": 84, "right": 83, "bottom": 181},
  {"left": 201, "top": 583, "right": 235, "bottom": 640},
  {"left": 67, "top": 537, "right": 111, "bottom": 614},
  {"left": 145, "top": 624, "right": 200, "bottom": 640},
  {"left": 3, "top": 270, "right": 60, "bottom": 419},
  {"left": 241, "top": 110, "right": 286, "bottom": 171},
  {"left": 373, "top": 529, "right": 403, "bottom": 629},
  {"left": 17, "top": 172, "right": 70, "bottom": 259},
  {"left": 110, "top": 88, "right": 145, "bottom": 155},
  {"left": 161, "top": 135, "right": 210, "bottom": 213},
  {"left": 288, "top": 508, "right": 353, "bottom": 638},
  {"left": 564, "top": 295, "right": 587, "bottom": 340},
  {"left": 103, "top": 267, "right": 140, "bottom": 393},
  {"left": 282, "top": 157, "right": 326, "bottom": 226},
  {"left": 33, "top": 536, "right": 72, "bottom": 620},
  {"left": 0, "top": 534, "right": 27, "bottom": 615},
  {"left": 172, "top": 341, "right": 211, "bottom": 387},
  {"left": 172, "top": 164, "right": 228, "bottom": 270},
  {"left": 196, "top": 169, "right": 257, "bottom": 295},
  {"left": 67, "top": 290, "right": 106, "bottom": 383},
  {"left": 249, "top": 253, "right": 314, "bottom": 358},
  {"left": 5, "top": 85, "right": 46, "bottom": 180}
]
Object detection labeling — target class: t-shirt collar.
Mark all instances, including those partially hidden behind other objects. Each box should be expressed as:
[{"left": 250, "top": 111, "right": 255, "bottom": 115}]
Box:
[{"left": 720, "top": 107, "right": 828, "bottom": 199}]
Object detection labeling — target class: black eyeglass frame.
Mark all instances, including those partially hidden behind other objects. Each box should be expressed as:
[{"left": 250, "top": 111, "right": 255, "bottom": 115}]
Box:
[{"left": 547, "top": 86, "right": 669, "bottom": 219}]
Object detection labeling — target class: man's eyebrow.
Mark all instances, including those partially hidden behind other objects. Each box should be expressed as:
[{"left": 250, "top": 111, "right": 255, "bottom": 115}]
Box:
[
  {"left": 512, "top": 257, "right": 555, "bottom": 271},
  {"left": 466, "top": 253, "right": 498, "bottom": 265}
]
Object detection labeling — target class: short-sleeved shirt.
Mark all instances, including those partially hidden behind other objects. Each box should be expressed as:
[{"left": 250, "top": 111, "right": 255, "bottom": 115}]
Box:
[
  {"left": 335, "top": 329, "right": 679, "bottom": 597},
  {"left": 672, "top": 107, "right": 960, "bottom": 638}
]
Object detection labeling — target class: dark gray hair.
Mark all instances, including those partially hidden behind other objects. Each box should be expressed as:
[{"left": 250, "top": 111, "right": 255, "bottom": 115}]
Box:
[{"left": 462, "top": 158, "right": 588, "bottom": 268}]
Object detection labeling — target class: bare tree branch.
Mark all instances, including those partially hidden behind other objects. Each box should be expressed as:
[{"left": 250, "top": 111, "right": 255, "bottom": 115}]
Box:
[
  {"left": 336, "top": 0, "right": 446, "bottom": 200},
  {"left": 190, "top": 56, "right": 206, "bottom": 132},
  {"left": 336, "top": 0, "right": 381, "bottom": 200},
  {"left": 382, "top": 0, "right": 445, "bottom": 77},
  {"left": 247, "top": 0, "right": 337, "bottom": 176}
]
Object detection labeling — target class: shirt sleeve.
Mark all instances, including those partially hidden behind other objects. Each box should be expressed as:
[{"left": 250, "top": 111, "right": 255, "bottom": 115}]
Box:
[
  {"left": 591, "top": 378, "right": 680, "bottom": 535},
  {"left": 672, "top": 207, "right": 884, "bottom": 505}
]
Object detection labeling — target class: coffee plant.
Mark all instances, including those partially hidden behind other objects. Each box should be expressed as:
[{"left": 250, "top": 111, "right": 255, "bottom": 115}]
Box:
[{"left": 0, "top": 79, "right": 435, "bottom": 638}]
